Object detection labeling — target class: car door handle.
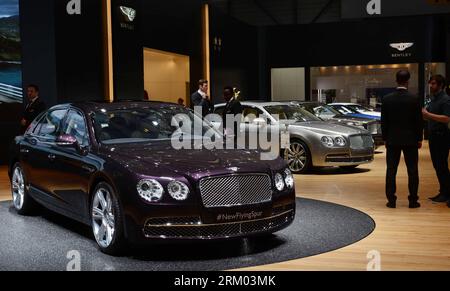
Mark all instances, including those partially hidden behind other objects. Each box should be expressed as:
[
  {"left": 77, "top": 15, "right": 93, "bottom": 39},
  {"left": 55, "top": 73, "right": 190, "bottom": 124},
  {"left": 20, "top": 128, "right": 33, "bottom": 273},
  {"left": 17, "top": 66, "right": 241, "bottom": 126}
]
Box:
[{"left": 48, "top": 154, "right": 56, "bottom": 161}]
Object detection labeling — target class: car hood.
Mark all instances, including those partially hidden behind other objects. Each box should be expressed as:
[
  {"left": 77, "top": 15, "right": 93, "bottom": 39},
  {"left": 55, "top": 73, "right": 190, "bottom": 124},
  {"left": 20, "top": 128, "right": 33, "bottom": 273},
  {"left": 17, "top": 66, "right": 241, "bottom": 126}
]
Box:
[
  {"left": 330, "top": 115, "right": 374, "bottom": 124},
  {"left": 100, "top": 141, "right": 285, "bottom": 181},
  {"left": 287, "top": 121, "right": 368, "bottom": 135}
]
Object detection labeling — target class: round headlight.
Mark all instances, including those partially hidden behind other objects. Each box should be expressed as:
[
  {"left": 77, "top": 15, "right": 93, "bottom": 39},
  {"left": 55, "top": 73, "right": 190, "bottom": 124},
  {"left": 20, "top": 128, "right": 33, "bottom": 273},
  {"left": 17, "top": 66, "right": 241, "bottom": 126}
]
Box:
[
  {"left": 275, "top": 173, "right": 285, "bottom": 191},
  {"left": 137, "top": 179, "right": 164, "bottom": 202},
  {"left": 334, "top": 136, "right": 347, "bottom": 147},
  {"left": 321, "top": 136, "right": 334, "bottom": 147},
  {"left": 284, "top": 169, "right": 294, "bottom": 188},
  {"left": 167, "top": 181, "right": 190, "bottom": 201}
]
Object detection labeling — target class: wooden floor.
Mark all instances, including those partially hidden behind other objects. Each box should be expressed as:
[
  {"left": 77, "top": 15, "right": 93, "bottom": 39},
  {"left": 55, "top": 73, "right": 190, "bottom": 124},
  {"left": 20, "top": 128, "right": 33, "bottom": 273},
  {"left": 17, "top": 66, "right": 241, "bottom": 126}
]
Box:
[{"left": 1, "top": 142, "right": 450, "bottom": 270}]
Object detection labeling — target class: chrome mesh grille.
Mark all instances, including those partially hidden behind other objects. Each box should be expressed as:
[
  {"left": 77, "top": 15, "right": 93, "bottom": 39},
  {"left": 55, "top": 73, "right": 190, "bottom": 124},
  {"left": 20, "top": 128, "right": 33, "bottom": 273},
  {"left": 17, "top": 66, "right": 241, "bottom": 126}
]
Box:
[
  {"left": 349, "top": 135, "right": 374, "bottom": 150},
  {"left": 199, "top": 174, "right": 272, "bottom": 208}
]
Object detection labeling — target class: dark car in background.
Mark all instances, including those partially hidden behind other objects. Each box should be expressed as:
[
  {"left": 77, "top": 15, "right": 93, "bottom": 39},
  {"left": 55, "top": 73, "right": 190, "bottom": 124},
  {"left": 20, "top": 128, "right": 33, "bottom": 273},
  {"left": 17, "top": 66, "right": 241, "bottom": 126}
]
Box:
[
  {"left": 294, "top": 102, "right": 383, "bottom": 146},
  {"left": 9, "top": 101, "right": 296, "bottom": 255}
]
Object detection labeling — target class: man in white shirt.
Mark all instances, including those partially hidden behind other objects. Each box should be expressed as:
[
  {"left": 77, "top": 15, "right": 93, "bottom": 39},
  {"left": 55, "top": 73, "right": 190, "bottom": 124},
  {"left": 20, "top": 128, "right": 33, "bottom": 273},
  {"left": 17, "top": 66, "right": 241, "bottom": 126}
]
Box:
[{"left": 190, "top": 79, "right": 214, "bottom": 117}]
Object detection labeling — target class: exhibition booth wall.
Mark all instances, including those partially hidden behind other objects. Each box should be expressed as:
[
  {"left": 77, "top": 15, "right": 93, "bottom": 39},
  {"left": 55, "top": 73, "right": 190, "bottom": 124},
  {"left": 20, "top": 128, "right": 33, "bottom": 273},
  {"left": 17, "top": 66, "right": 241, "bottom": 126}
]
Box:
[
  {"left": 264, "top": 14, "right": 450, "bottom": 101},
  {"left": 1, "top": 1, "right": 449, "bottom": 164}
]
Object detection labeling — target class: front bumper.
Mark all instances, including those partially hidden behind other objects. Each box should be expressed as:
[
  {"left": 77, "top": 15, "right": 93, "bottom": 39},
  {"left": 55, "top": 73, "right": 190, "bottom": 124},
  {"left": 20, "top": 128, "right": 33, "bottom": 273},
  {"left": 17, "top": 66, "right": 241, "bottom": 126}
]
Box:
[
  {"left": 142, "top": 208, "right": 295, "bottom": 240},
  {"left": 122, "top": 189, "right": 296, "bottom": 243},
  {"left": 312, "top": 146, "right": 374, "bottom": 167}
]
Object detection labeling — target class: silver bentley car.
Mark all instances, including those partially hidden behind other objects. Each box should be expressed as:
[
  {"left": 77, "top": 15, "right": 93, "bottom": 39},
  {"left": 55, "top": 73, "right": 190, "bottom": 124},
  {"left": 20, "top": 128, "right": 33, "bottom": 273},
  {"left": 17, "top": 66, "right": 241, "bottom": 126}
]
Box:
[
  {"left": 215, "top": 102, "right": 375, "bottom": 174},
  {"left": 293, "top": 101, "right": 383, "bottom": 147}
]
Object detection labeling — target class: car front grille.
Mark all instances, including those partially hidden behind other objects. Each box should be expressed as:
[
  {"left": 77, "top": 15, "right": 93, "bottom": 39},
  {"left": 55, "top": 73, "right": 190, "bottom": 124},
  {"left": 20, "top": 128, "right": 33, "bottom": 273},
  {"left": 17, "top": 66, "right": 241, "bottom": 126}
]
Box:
[
  {"left": 199, "top": 174, "right": 273, "bottom": 208},
  {"left": 349, "top": 135, "right": 374, "bottom": 150},
  {"left": 142, "top": 210, "right": 295, "bottom": 239}
]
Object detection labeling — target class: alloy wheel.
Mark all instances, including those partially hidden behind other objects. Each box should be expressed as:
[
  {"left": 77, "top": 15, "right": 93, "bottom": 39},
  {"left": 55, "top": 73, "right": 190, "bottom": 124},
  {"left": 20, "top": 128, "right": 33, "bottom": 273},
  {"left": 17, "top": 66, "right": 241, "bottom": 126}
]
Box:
[
  {"left": 285, "top": 142, "right": 308, "bottom": 173},
  {"left": 92, "top": 188, "right": 116, "bottom": 248},
  {"left": 11, "top": 167, "right": 25, "bottom": 210}
]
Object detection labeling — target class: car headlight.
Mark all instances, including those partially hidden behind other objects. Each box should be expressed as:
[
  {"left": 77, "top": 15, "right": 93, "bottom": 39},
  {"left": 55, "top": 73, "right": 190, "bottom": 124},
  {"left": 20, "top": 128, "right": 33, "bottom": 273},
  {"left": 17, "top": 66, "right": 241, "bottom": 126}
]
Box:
[
  {"left": 321, "top": 136, "right": 334, "bottom": 147},
  {"left": 334, "top": 136, "right": 347, "bottom": 147},
  {"left": 284, "top": 169, "right": 294, "bottom": 189},
  {"left": 137, "top": 179, "right": 164, "bottom": 202},
  {"left": 167, "top": 181, "right": 190, "bottom": 201},
  {"left": 275, "top": 173, "right": 285, "bottom": 191}
]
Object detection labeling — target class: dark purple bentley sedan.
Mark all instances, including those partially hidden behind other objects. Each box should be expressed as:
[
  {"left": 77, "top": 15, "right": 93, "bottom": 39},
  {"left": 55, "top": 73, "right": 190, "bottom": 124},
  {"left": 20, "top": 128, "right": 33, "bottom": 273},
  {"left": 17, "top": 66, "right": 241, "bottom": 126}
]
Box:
[{"left": 9, "top": 101, "right": 296, "bottom": 254}]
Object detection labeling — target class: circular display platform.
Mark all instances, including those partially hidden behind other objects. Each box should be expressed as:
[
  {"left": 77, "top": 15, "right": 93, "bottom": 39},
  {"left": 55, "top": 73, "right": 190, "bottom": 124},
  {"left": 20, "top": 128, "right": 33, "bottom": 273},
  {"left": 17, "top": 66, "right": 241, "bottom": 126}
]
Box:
[{"left": 0, "top": 198, "right": 375, "bottom": 271}]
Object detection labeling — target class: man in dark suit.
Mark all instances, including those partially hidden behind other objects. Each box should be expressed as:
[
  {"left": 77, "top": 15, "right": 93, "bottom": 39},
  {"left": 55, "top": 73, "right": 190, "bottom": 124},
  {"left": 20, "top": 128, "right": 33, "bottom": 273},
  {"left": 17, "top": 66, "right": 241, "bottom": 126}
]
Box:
[
  {"left": 381, "top": 70, "right": 423, "bottom": 209},
  {"left": 422, "top": 75, "right": 450, "bottom": 206},
  {"left": 20, "top": 84, "right": 46, "bottom": 133},
  {"left": 222, "top": 86, "right": 243, "bottom": 139},
  {"left": 190, "top": 79, "right": 214, "bottom": 117}
]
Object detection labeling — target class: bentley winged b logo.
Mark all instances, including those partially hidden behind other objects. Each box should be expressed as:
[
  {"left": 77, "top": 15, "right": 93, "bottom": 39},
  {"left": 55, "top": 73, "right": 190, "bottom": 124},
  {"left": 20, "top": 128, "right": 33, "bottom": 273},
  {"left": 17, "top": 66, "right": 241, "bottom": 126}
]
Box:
[
  {"left": 120, "top": 6, "right": 136, "bottom": 22},
  {"left": 390, "top": 43, "right": 414, "bottom": 52}
]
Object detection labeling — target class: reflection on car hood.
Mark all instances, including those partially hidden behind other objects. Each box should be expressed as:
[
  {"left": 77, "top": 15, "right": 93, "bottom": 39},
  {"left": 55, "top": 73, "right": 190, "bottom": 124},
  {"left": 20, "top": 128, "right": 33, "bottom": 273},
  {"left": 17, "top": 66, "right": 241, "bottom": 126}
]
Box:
[
  {"left": 100, "top": 141, "right": 285, "bottom": 181},
  {"left": 330, "top": 115, "right": 374, "bottom": 124},
  {"left": 289, "top": 121, "right": 368, "bottom": 135}
]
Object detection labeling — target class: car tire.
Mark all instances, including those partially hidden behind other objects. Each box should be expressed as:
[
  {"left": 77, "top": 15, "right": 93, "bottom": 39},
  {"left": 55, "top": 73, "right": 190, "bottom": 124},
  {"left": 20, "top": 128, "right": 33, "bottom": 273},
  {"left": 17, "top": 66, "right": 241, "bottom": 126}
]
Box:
[
  {"left": 91, "top": 182, "right": 126, "bottom": 256},
  {"left": 284, "top": 139, "right": 312, "bottom": 174},
  {"left": 340, "top": 165, "right": 359, "bottom": 170},
  {"left": 11, "top": 163, "right": 38, "bottom": 215}
]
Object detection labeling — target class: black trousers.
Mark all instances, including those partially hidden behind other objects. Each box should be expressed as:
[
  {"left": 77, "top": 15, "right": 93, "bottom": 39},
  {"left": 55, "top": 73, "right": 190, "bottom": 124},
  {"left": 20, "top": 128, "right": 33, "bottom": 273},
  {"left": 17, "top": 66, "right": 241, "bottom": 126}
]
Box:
[
  {"left": 386, "top": 146, "right": 419, "bottom": 203},
  {"left": 429, "top": 132, "right": 450, "bottom": 197}
]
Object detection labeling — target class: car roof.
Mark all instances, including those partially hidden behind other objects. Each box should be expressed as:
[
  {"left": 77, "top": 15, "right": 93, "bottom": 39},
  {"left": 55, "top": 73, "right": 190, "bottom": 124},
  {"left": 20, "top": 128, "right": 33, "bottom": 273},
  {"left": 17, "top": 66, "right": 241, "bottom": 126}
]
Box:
[
  {"left": 51, "top": 101, "right": 185, "bottom": 113},
  {"left": 330, "top": 103, "right": 358, "bottom": 106},
  {"left": 216, "top": 101, "right": 299, "bottom": 107},
  {"left": 293, "top": 101, "right": 323, "bottom": 105}
]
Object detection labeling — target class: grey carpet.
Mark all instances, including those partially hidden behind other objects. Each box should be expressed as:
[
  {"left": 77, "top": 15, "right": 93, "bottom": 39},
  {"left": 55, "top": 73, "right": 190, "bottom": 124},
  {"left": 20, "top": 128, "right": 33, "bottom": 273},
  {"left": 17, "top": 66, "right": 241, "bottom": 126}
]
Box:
[{"left": 0, "top": 198, "right": 375, "bottom": 271}]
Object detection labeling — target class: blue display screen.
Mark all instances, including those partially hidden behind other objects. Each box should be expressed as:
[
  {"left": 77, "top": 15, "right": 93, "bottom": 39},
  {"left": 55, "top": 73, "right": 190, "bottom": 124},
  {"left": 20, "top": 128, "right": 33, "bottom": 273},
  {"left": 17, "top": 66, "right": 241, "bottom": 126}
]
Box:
[{"left": 0, "top": 0, "right": 22, "bottom": 103}]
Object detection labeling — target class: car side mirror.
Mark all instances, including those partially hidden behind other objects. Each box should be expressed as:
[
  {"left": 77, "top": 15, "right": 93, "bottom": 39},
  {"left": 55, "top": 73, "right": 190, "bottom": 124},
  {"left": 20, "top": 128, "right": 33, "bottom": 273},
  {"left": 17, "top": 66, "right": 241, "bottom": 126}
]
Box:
[
  {"left": 56, "top": 134, "right": 89, "bottom": 156},
  {"left": 56, "top": 134, "right": 78, "bottom": 147}
]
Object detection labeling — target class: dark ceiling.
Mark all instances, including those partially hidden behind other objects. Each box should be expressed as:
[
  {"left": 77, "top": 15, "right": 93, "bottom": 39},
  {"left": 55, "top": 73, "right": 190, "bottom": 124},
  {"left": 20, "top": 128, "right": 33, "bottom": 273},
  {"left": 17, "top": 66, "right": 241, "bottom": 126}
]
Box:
[{"left": 208, "top": 0, "right": 342, "bottom": 26}]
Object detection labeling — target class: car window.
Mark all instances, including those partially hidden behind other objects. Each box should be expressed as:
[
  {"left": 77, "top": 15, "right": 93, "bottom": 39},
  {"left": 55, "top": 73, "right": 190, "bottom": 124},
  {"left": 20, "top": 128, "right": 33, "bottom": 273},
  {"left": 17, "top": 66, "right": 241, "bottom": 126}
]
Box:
[
  {"left": 26, "top": 112, "right": 46, "bottom": 135},
  {"left": 314, "top": 105, "right": 338, "bottom": 118},
  {"left": 214, "top": 106, "right": 224, "bottom": 116},
  {"left": 34, "top": 109, "right": 67, "bottom": 139},
  {"left": 264, "top": 105, "right": 320, "bottom": 122},
  {"left": 62, "top": 110, "right": 89, "bottom": 146},
  {"left": 242, "top": 106, "right": 262, "bottom": 123}
]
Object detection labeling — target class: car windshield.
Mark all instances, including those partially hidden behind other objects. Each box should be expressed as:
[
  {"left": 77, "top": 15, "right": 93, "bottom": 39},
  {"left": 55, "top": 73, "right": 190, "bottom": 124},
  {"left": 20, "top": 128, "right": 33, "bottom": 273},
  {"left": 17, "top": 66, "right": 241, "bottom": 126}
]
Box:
[
  {"left": 300, "top": 103, "right": 341, "bottom": 118},
  {"left": 331, "top": 105, "right": 358, "bottom": 114},
  {"left": 92, "top": 105, "right": 219, "bottom": 144},
  {"left": 347, "top": 104, "right": 373, "bottom": 112},
  {"left": 264, "top": 105, "right": 320, "bottom": 122}
]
